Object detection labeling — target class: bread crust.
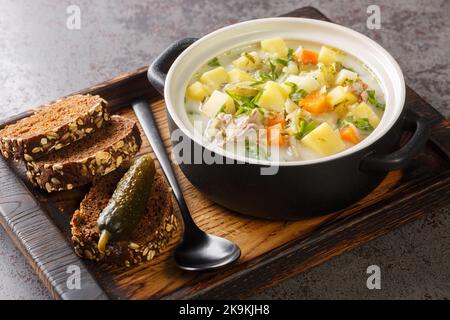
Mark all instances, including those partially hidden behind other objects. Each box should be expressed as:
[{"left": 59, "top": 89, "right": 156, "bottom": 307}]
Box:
[
  {"left": 71, "top": 170, "right": 178, "bottom": 267},
  {"left": 25, "top": 116, "right": 142, "bottom": 192},
  {"left": 0, "top": 94, "right": 109, "bottom": 161}
]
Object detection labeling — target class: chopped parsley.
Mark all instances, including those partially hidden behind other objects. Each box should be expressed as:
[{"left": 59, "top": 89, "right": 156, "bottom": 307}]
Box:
[
  {"left": 338, "top": 116, "right": 374, "bottom": 132},
  {"left": 367, "top": 90, "right": 385, "bottom": 111},
  {"left": 287, "top": 48, "right": 294, "bottom": 61},
  {"left": 285, "top": 82, "right": 308, "bottom": 103},
  {"left": 226, "top": 89, "right": 262, "bottom": 116},
  {"left": 207, "top": 57, "right": 221, "bottom": 67},
  {"left": 294, "top": 119, "right": 318, "bottom": 140},
  {"left": 273, "top": 57, "right": 288, "bottom": 67}
]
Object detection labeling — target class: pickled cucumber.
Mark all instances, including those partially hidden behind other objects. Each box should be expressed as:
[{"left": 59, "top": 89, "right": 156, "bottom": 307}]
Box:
[{"left": 97, "top": 154, "right": 156, "bottom": 252}]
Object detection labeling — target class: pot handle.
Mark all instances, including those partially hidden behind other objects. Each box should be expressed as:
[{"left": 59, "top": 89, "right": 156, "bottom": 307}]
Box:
[
  {"left": 360, "top": 110, "right": 433, "bottom": 172},
  {"left": 148, "top": 37, "right": 198, "bottom": 95}
]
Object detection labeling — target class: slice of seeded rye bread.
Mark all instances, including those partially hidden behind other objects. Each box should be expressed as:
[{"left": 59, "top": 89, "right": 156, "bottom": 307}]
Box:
[
  {"left": 0, "top": 94, "right": 109, "bottom": 161},
  {"left": 25, "top": 115, "right": 142, "bottom": 192},
  {"left": 71, "top": 168, "right": 178, "bottom": 267}
]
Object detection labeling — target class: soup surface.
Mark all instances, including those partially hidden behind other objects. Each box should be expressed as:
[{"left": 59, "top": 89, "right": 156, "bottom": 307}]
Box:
[{"left": 185, "top": 37, "right": 385, "bottom": 162}]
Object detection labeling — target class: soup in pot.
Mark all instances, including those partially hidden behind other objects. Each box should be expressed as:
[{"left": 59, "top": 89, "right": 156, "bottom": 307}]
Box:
[{"left": 185, "top": 37, "right": 385, "bottom": 162}]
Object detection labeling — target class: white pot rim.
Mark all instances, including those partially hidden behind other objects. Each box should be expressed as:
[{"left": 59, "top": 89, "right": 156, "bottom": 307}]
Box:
[{"left": 164, "top": 17, "right": 406, "bottom": 166}]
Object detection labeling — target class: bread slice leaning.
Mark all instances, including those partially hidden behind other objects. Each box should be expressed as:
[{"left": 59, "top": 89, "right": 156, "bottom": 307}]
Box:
[
  {"left": 0, "top": 94, "right": 109, "bottom": 161},
  {"left": 25, "top": 115, "right": 142, "bottom": 192},
  {"left": 71, "top": 168, "right": 178, "bottom": 267}
]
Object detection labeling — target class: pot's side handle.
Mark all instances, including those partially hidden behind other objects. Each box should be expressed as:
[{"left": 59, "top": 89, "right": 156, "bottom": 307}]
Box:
[
  {"left": 148, "top": 37, "right": 198, "bottom": 95},
  {"left": 360, "top": 110, "right": 433, "bottom": 172}
]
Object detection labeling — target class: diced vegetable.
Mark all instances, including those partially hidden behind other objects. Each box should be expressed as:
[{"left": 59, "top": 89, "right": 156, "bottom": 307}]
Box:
[
  {"left": 339, "top": 124, "right": 360, "bottom": 144},
  {"left": 200, "top": 67, "right": 229, "bottom": 93},
  {"left": 301, "top": 122, "right": 345, "bottom": 156},
  {"left": 285, "top": 98, "right": 299, "bottom": 113},
  {"left": 326, "top": 86, "right": 358, "bottom": 107},
  {"left": 285, "top": 61, "right": 299, "bottom": 74},
  {"left": 318, "top": 46, "right": 340, "bottom": 65},
  {"left": 186, "top": 81, "right": 209, "bottom": 101},
  {"left": 299, "top": 90, "right": 331, "bottom": 115},
  {"left": 257, "top": 81, "right": 287, "bottom": 112},
  {"left": 267, "top": 123, "right": 287, "bottom": 146},
  {"left": 267, "top": 114, "right": 285, "bottom": 127},
  {"left": 226, "top": 85, "right": 259, "bottom": 97},
  {"left": 228, "top": 68, "right": 254, "bottom": 83},
  {"left": 233, "top": 52, "right": 261, "bottom": 71},
  {"left": 260, "top": 37, "right": 288, "bottom": 57},
  {"left": 351, "top": 102, "right": 380, "bottom": 128},
  {"left": 283, "top": 74, "right": 321, "bottom": 93},
  {"left": 334, "top": 103, "right": 349, "bottom": 118},
  {"left": 201, "top": 90, "right": 235, "bottom": 118},
  {"left": 335, "top": 69, "right": 358, "bottom": 86},
  {"left": 298, "top": 50, "right": 319, "bottom": 65}
]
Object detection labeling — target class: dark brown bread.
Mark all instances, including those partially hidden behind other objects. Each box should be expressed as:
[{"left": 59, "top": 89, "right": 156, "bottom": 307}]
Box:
[
  {"left": 25, "top": 115, "right": 142, "bottom": 192},
  {"left": 0, "top": 94, "right": 109, "bottom": 161},
  {"left": 70, "top": 168, "right": 178, "bottom": 267}
]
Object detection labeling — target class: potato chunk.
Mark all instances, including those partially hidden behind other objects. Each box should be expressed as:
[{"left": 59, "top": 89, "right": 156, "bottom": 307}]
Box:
[
  {"left": 232, "top": 52, "right": 261, "bottom": 71},
  {"left": 260, "top": 37, "right": 288, "bottom": 57},
  {"left": 301, "top": 122, "right": 345, "bottom": 156},
  {"left": 257, "top": 81, "right": 288, "bottom": 112},
  {"left": 327, "top": 86, "right": 358, "bottom": 107},
  {"left": 335, "top": 69, "right": 358, "bottom": 86},
  {"left": 200, "top": 67, "right": 229, "bottom": 93},
  {"left": 318, "top": 46, "right": 340, "bottom": 65},
  {"left": 352, "top": 102, "right": 380, "bottom": 128},
  {"left": 186, "top": 81, "right": 209, "bottom": 101},
  {"left": 283, "top": 74, "right": 321, "bottom": 93},
  {"left": 228, "top": 68, "right": 254, "bottom": 83},
  {"left": 200, "top": 90, "right": 235, "bottom": 118}
]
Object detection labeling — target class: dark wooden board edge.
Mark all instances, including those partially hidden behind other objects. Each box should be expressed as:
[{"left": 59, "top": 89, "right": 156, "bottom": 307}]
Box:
[
  {"left": 0, "top": 157, "right": 108, "bottom": 300},
  {"left": 166, "top": 170, "right": 450, "bottom": 299},
  {"left": 0, "top": 6, "right": 448, "bottom": 300}
]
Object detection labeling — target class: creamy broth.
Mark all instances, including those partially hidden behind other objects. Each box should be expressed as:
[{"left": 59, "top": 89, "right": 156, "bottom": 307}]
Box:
[{"left": 185, "top": 38, "right": 385, "bottom": 162}]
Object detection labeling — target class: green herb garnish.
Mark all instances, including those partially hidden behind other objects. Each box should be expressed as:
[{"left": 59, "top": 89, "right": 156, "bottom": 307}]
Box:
[
  {"left": 294, "top": 119, "right": 318, "bottom": 140},
  {"left": 339, "top": 116, "right": 374, "bottom": 131},
  {"left": 367, "top": 90, "right": 385, "bottom": 111},
  {"left": 250, "top": 80, "right": 266, "bottom": 87},
  {"left": 274, "top": 58, "right": 288, "bottom": 66},
  {"left": 226, "top": 89, "right": 261, "bottom": 116},
  {"left": 207, "top": 57, "right": 221, "bottom": 67},
  {"left": 216, "top": 104, "right": 226, "bottom": 116},
  {"left": 287, "top": 48, "right": 294, "bottom": 61},
  {"left": 285, "top": 82, "right": 308, "bottom": 103}
]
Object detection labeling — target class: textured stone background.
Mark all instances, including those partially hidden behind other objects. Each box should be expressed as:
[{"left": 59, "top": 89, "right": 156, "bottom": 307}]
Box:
[{"left": 0, "top": 0, "right": 448, "bottom": 299}]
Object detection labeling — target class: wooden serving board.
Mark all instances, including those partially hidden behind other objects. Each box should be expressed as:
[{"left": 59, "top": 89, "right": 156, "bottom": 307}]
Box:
[{"left": 0, "top": 7, "right": 449, "bottom": 300}]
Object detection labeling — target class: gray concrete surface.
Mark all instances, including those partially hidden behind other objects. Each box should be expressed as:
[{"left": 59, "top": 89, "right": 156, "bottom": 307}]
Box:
[{"left": 0, "top": 0, "right": 448, "bottom": 300}]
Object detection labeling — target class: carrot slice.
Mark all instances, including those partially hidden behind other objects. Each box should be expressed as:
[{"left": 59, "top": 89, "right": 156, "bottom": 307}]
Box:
[
  {"left": 340, "top": 124, "right": 360, "bottom": 144},
  {"left": 267, "top": 114, "right": 285, "bottom": 127},
  {"left": 299, "top": 90, "right": 331, "bottom": 115},
  {"left": 267, "top": 123, "right": 287, "bottom": 146},
  {"left": 299, "top": 49, "right": 319, "bottom": 65}
]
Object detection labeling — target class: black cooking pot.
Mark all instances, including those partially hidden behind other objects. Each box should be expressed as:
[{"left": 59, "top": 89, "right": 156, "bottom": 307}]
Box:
[{"left": 147, "top": 20, "right": 432, "bottom": 220}]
